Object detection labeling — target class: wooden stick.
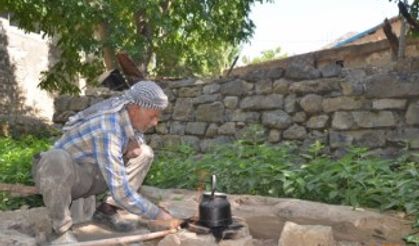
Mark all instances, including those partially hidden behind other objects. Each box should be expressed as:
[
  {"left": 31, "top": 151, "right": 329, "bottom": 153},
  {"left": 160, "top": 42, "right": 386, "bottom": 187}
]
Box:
[
  {"left": 0, "top": 183, "right": 39, "bottom": 197},
  {"left": 59, "top": 229, "right": 177, "bottom": 246}
]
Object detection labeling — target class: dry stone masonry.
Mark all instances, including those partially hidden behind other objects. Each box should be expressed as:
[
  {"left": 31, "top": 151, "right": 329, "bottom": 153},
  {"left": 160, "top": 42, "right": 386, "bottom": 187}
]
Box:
[{"left": 54, "top": 57, "right": 419, "bottom": 156}]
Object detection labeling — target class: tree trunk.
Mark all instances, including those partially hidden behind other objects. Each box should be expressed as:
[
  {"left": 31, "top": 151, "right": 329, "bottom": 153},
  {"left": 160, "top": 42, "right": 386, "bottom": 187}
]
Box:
[
  {"left": 134, "top": 11, "right": 153, "bottom": 76},
  {"left": 398, "top": 0, "right": 408, "bottom": 59},
  {"left": 96, "top": 22, "right": 117, "bottom": 70}
]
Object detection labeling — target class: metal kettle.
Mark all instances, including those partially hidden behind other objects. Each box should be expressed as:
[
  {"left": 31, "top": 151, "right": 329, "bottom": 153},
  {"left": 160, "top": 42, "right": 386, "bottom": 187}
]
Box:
[{"left": 198, "top": 175, "right": 232, "bottom": 228}]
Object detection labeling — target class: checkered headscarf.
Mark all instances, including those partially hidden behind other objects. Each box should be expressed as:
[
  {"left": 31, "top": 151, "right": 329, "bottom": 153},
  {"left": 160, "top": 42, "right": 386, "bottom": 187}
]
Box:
[{"left": 63, "top": 81, "right": 168, "bottom": 143}]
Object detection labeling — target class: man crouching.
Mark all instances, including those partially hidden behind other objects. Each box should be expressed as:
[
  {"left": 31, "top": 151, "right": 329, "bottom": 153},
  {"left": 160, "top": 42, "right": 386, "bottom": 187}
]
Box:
[{"left": 32, "top": 81, "right": 179, "bottom": 243}]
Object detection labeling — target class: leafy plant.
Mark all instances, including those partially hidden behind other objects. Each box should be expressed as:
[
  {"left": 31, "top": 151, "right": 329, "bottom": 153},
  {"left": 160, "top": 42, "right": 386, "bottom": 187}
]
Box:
[
  {"left": 0, "top": 135, "right": 51, "bottom": 210},
  {"left": 146, "top": 139, "right": 419, "bottom": 222}
]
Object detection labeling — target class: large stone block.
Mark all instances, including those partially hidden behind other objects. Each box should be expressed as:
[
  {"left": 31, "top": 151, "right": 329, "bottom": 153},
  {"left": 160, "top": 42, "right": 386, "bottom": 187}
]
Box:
[
  {"left": 255, "top": 79, "right": 273, "bottom": 94},
  {"left": 289, "top": 78, "right": 341, "bottom": 95},
  {"left": 322, "top": 97, "right": 368, "bottom": 113},
  {"left": 231, "top": 110, "right": 260, "bottom": 123},
  {"left": 299, "top": 94, "right": 322, "bottom": 114},
  {"left": 262, "top": 110, "right": 292, "bottom": 129},
  {"left": 332, "top": 112, "right": 355, "bottom": 130},
  {"left": 278, "top": 221, "right": 336, "bottom": 246},
  {"left": 54, "top": 95, "right": 72, "bottom": 112},
  {"left": 205, "top": 123, "right": 219, "bottom": 137},
  {"left": 203, "top": 83, "right": 220, "bottom": 94},
  {"left": 242, "top": 67, "right": 285, "bottom": 81},
  {"left": 406, "top": 102, "right": 419, "bottom": 125},
  {"left": 320, "top": 63, "right": 342, "bottom": 78},
  {"left": 193, "top": 94, "right": 222, "bottom": 105},
  {"left": 218, "top": 122, "right": 236, "bottom": 135},
  {"left": 160, "top": 135, "right": 182, "bottom": 148},
  {"left": 283, "top": 124, "right": 307, "bottom": 140},
  {"left": 364, "top": 73, "right": 419, "bottom": 98},
  {"left": 180, "top": 136, "right": 200, "bottom": 150},
  {"left": 224, "top": 96, "right": 239, "bottom": 109},
  {"left": 352, "top": 111, "right": 396, "bottom": 128},
  {"left": 292, "top": 112, "right": 306, "bottom": 123},
  {"left": 329, "top": 130, "right": 386, "bottom": 148},
  {"left": 178, "top": 86, "right": 201, "bottom": 97},
  {"left": 173, "top": 98, "right": 194, "bottom": 121},
  {"left": 306, "top": 115, "right": 329, "bottom": 129},
  {"left": 196, "top": 102, "right": 225, "bottom": 122},
  {"left": 221, "top": 79, "right": 253, "bottom": 96},
  {"left": 69, "top": 96, "right": 90, "bottom": 111},
  {"left": 284, "top": 94, "right": 297, "bottom": 113},
  {"left": 268, "top": 129, "right": 282, "bottom": 143},
  {"left": 185, "top": 122, "right": 208, "bottom": 135},
  {"left": 240, "top": 94, "right": 284, "bottom": 110},
  {"left": 170, "top": 121, "right": 186, "bottom": 135},
  {"left": 273, "top": 78, "right": 291, "bottom": 94},
  {"left": 372, "top": 99, "right": 407, "bottom": 110},
  {"left": 285, "top": 63, "right": 321, "bottom": 81},
  {"left": 387, "top": 128, "right": 419, "bottom": 148}
]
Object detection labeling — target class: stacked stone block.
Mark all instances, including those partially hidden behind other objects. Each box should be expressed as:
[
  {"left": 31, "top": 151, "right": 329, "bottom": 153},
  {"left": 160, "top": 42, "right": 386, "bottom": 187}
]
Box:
[{"left": 53, "top": 57, "right": 419, "bottom": 156}]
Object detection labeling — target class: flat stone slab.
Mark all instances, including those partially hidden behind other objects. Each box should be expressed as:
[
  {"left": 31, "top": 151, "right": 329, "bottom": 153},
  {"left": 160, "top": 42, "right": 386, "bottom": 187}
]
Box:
[{"left": 0, "top": 186, "right": 414, "bottom": 245}]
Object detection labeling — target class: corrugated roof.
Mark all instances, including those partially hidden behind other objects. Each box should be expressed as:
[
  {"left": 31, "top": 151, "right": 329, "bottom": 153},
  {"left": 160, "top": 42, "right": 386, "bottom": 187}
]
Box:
[{"left": 333, "top": 16, "right": 400, "bottom": 48}]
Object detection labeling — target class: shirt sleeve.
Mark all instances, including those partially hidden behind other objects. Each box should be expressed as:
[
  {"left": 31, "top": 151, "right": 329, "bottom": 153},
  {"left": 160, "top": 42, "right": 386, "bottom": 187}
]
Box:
[{"left": 93, "top": 131, "right": 160, "bottom": 219}]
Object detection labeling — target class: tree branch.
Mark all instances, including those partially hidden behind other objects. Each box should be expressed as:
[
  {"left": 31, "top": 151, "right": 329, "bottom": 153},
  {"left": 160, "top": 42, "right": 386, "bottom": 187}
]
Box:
[{"left": 398, "top": 1, "right": 419, "bottom": 32}]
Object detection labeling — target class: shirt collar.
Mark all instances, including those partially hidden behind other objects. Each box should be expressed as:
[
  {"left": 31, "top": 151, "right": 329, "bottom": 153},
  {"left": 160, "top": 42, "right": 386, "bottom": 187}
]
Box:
[{"left": 121, "top": 109, "right": 136, "bottom": 140}]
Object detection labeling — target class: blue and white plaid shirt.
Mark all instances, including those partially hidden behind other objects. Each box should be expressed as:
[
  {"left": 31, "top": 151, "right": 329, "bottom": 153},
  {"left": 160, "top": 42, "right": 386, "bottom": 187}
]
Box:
[{"left": 54, "top": 109, "right": 160, "bottom": 219}]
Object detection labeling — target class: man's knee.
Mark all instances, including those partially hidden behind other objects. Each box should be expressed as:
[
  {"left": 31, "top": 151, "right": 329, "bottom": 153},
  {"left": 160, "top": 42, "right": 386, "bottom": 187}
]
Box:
[
  {"left": 34, "top": 149, "right": 75, "bottom": 183},
  {"left": 141, "top": 145, "right": 154, "bottom": 160}
]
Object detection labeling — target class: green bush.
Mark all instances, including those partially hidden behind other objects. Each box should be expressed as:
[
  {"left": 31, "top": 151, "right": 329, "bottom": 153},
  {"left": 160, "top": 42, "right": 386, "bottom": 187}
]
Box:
[
  {"left": 146, "top": 140, "right": 419, "bottom": 216},
  {"left": 0, "top": 135, "right": 51, "bottom": 210}
]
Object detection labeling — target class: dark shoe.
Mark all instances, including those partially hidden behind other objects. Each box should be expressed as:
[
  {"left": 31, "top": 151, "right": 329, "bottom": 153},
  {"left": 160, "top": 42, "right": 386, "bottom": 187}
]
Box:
[
  {"left": 92, "top": 210, "right": 136, "bottom": 232},
  {"left": 51, "top": 230, "right": 78, "bottom": 244}
]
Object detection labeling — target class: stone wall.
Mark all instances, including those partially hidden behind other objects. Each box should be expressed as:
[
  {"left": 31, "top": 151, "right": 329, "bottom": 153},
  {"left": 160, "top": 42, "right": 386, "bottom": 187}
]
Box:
[{"left": 53, "top": 56, "right": 419, "bottom": 156}]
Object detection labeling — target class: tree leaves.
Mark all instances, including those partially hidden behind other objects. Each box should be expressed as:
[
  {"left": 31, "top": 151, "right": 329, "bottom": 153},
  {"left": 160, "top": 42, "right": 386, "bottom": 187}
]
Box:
[{"left": 2, "top": 0, "right": 272, "bottom": 94}]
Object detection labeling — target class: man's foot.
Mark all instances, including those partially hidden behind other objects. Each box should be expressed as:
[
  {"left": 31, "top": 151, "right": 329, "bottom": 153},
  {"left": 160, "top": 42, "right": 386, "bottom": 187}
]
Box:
[
  {"left": 93, "top": 203, "right": 136, "bottom": 232},
  {"left": 51, "top": 230, "right": 78, "bottom": 244}
]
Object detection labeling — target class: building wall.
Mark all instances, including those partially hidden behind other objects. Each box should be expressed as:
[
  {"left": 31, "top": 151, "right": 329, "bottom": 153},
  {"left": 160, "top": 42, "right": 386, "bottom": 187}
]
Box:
[{"left": 0, "top": 18, "right": 54, "bottom": 122}]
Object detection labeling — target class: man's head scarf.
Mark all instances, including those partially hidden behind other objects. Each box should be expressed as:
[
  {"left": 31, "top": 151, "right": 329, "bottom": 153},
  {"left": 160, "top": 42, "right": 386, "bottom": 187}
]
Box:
[{"left": 63, "top": 81, "right": 168, "bottom": 144}]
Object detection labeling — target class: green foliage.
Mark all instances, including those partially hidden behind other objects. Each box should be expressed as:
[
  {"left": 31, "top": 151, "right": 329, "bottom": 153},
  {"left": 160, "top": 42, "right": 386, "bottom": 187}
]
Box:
[
  {"left": 404, "top": 216, "right": 419, "bottom": 245},
  {"left": 1, "top": 0, "right": 272, "bottom": 94},
  {"left": 147, "top": 140, "right": 419, "bottom": 217},
  {"left": 0, "top": 135, "right": 51, "bottom": 210},
  {"left": 241, "top": 46, "right": 288, "bottom": 65}
]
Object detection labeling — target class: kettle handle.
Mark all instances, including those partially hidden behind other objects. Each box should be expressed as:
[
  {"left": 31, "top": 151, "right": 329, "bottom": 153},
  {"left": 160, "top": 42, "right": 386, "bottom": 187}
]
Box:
[{"left": 211, "top": 174, "right": 216, "bottom": 197}]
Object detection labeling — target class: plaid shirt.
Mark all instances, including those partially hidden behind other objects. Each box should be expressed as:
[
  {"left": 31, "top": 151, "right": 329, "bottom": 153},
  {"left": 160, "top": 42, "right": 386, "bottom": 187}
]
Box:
[{"left": 54, "top": 109, "right": 160, "bottom": 219}]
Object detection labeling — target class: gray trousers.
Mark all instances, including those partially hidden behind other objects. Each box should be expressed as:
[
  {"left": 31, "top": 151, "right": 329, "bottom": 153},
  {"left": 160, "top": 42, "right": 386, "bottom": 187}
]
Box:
[{"left": 32, "top": 145, "right": 154, "bottom": 234}]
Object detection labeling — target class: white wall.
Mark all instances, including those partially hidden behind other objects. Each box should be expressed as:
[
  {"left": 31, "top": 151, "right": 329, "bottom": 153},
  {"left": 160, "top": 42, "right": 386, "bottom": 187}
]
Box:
[{"left": 1, "top": 17, "right": 54, "bottom": 122}]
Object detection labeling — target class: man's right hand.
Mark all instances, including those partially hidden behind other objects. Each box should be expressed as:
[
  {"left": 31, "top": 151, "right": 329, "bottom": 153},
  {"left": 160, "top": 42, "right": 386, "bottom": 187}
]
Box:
[{"left": 147, "top": 210, "right": 182, "bottom": 231}]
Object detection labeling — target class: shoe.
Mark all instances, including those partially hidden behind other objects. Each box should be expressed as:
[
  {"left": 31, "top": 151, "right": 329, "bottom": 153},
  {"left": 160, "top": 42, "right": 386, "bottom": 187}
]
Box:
[
  {"left": 50, "top": 230, "right": 78, "bottom": 244},
  {"left": 92, "top": 210, "right": 136, "bottom": 232}
]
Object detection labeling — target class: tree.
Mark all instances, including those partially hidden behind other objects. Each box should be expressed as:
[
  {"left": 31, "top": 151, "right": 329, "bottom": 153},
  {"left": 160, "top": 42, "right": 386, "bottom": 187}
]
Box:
[
  {"left": 241, "top": 46, "right": 287, "bottom": 65},
  {"left": 1, "top": 0, "right": 272, "bottom": 94},
  {"left": 387, "top": 0, "right": 419, "bottom": 58}
]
